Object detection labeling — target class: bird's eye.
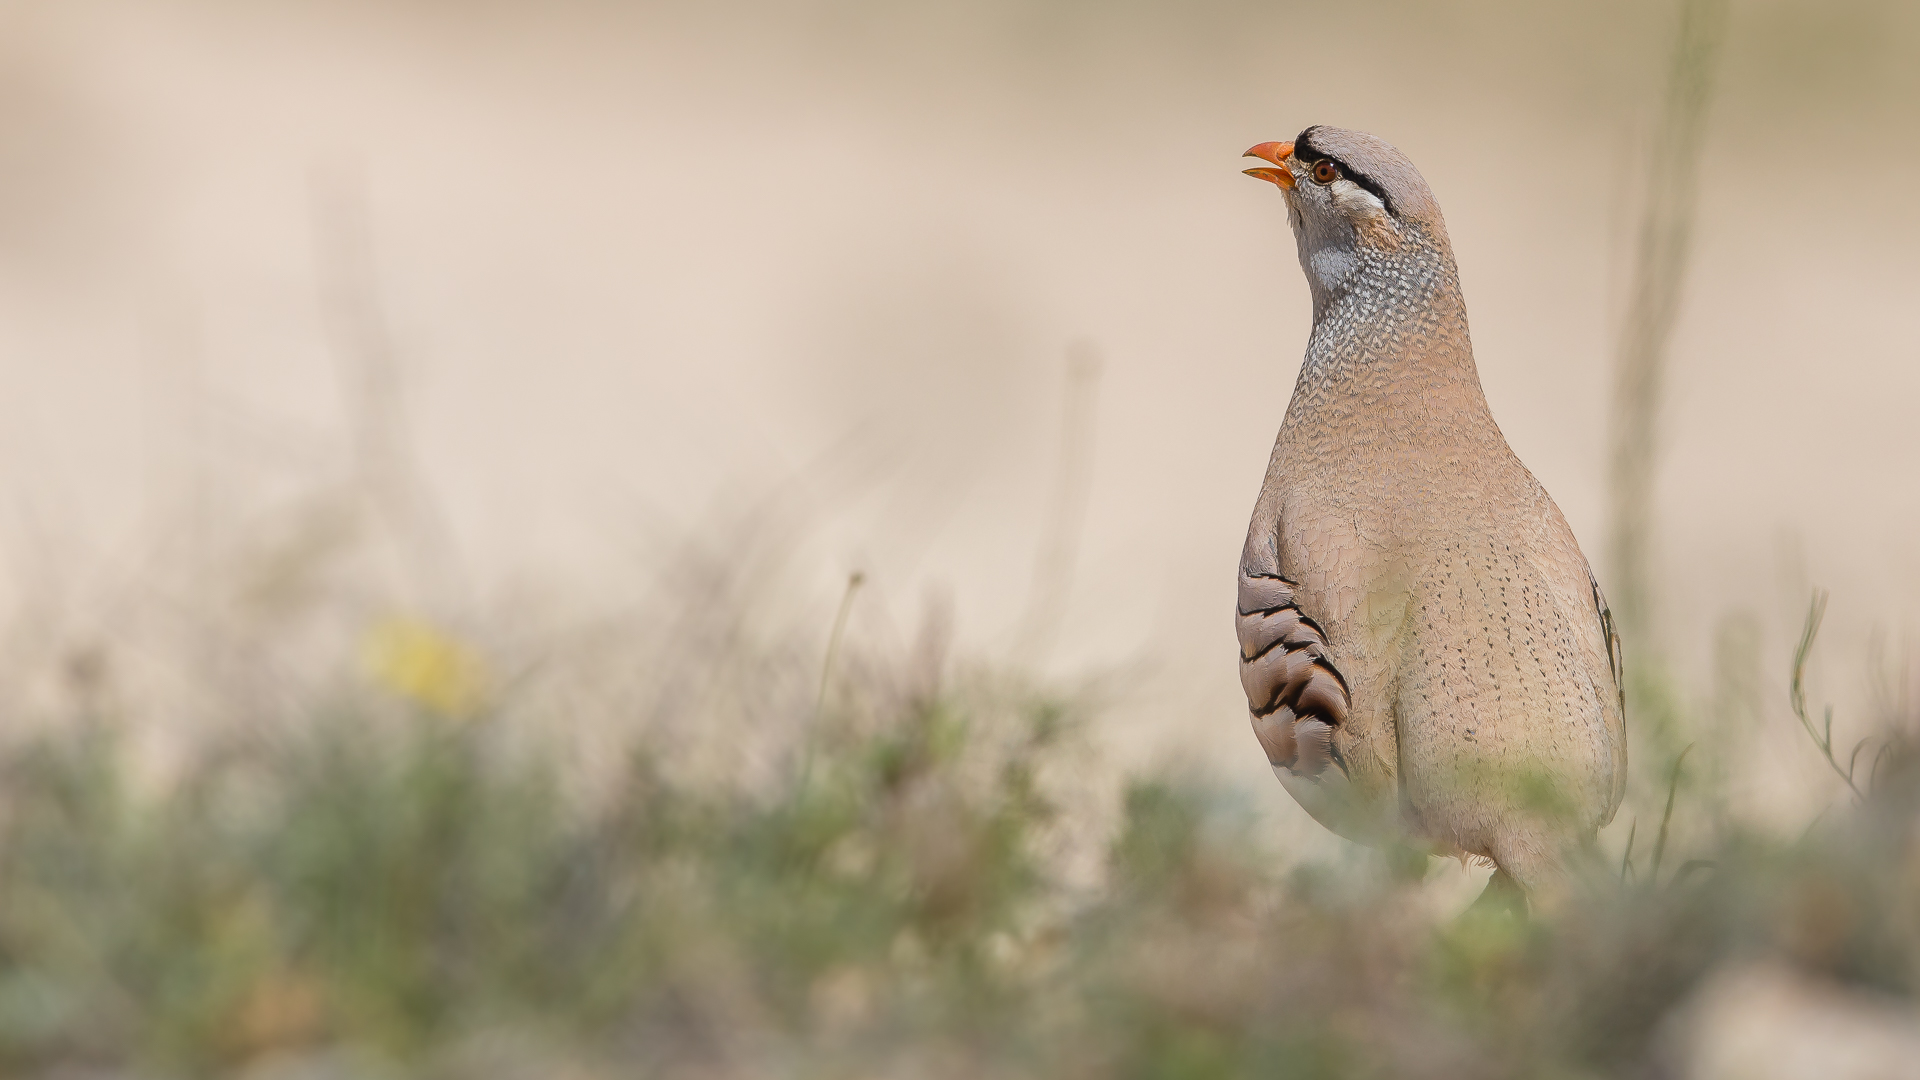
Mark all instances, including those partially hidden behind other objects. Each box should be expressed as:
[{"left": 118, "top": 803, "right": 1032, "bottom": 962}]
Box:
[{"left": 1311, "top": 160, "right": 1341, "bottom": 185}]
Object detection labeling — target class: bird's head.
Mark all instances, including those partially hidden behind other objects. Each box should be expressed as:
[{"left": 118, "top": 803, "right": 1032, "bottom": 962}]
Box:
[{"left": 1244, "top": 126, "right": 1451, "bottom": 307}]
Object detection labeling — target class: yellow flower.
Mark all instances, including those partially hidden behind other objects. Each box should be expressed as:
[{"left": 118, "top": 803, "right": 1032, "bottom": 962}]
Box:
[{"left": 362, "top": 616, "right": 487, "bottom": 718}]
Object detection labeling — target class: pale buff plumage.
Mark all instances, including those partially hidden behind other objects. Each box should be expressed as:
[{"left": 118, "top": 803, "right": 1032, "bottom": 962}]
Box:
[{"left": 1237, "top": 127, "right": 1624, "bottom": 897}]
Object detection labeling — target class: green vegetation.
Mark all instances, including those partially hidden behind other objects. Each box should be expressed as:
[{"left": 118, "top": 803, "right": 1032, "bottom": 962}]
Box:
[{"left": 0, "top": 593, "right": 1913, "bottom": 1079}]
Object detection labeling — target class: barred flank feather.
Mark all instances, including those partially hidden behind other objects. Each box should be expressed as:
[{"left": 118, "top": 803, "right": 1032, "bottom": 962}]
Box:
[{"left": 1237, "top": 571, "right": 1351, "bottom": 777}]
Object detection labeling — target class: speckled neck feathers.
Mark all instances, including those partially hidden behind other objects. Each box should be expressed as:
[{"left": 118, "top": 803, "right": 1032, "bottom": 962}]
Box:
[{"left": 1287, "top": 225, "right": 1498, "bottom": 453}]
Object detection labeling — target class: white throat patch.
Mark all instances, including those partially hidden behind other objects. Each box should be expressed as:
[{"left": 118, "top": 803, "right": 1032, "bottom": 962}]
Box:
[
  {"left": 1329, "top": 180, "right": 1388, "bottom": 221},
  {"left": 1292, "top": 180, "right": 1395, "bottom": 300}
]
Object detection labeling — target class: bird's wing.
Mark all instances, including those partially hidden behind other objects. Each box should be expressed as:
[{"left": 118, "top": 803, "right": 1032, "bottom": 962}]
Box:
[
  {"left": 1585, "top": 564, "right": 1628, "bottom": 813},
  {"left": 1237, "top": 568, "right": 1352, "bottom": 779},
  {"left": 1586, "top": 565, "right": 1623, "bottom": 714}
]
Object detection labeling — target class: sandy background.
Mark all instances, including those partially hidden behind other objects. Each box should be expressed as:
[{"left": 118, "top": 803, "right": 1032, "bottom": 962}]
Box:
[{"left": 0, "top": 0, "right": 1915, "bottom": 830}]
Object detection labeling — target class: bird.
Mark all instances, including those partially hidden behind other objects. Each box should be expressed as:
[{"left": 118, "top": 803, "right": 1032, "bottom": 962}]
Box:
[{"left": 1236, "top": 126, "right": 1625, "bottom": 905}]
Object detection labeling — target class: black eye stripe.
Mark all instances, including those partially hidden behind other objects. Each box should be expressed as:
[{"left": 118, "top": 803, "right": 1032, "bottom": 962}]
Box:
[
  {"left": 1292, "top": 126, "right": 1398, "bottom": 216},
  {"left": 1311, "top": 157, "right": 1395, "bottom": 213}
]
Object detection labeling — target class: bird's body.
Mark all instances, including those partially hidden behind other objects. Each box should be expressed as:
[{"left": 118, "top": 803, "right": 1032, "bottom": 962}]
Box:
[{"left": 1237, "top": 127, "right": 1624, "bottom": 895}]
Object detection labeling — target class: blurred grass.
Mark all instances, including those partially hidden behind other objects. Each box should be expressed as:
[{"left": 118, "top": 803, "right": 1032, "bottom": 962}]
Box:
[{"left": 0, "top": 593, "right": 1916, "bottom": 1078}]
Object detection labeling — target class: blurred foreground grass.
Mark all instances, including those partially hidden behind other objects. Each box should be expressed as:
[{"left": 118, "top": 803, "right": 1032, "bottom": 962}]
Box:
[{"left": 0, "top": 595, "right": 1917, "bottom": 1079}]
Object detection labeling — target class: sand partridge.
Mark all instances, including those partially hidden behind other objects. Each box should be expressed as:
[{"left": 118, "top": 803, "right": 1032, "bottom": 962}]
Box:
[{"left": 1237, "top": 126, "right": 1625, "bottom": 899}]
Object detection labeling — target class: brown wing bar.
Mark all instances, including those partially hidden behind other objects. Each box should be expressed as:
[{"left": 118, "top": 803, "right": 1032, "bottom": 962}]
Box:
[
  {"left": 1586, "top": 563, "right": 1628, "bottom": 816},
  {"left": 1586, "top": 565, "right": 1624, "bottom": 715},
  {"left": 1236, "top": 570, "right": 1352, "bottom": 778}
]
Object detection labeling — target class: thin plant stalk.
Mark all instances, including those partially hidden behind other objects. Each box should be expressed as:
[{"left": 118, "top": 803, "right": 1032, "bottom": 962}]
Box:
[
  {"left": 1015, "top": 343, "right": 1102, "bottom": 663},
  {"left": 1790, "top": 589, "right": 1867, "bottom": 801},
  {"left": 1649, "top": 744, "right": 1692, "bottom": 883},
  {"left": 799, "top": 570, "right": 865, "bottom": 796},
  {"left": 1607, "top": 0, "right": 1729, "bottom": 646},
  {"left": 1620, "top": 817, "right": 1638, "bottom": 884}
]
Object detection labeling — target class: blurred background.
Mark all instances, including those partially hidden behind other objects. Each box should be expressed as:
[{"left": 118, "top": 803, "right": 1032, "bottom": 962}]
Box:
[
  {"left": 0, "top": 0, "right": 1917, "bottom": 1075},
  {"left": 6, "top": 0, "right": 1919, "bottom": 779}
]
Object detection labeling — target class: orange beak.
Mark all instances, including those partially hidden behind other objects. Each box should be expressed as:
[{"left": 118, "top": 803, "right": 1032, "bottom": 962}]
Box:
[{"left": 1243, "top": 141, "right": 1296, "bottom": 190}]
